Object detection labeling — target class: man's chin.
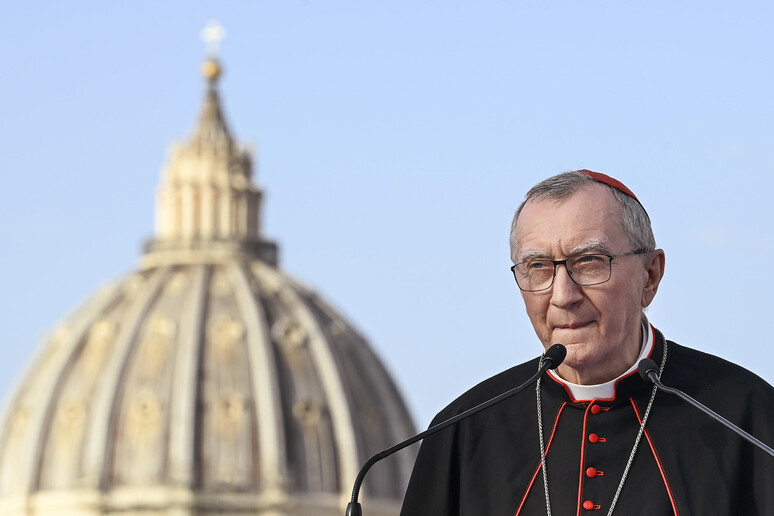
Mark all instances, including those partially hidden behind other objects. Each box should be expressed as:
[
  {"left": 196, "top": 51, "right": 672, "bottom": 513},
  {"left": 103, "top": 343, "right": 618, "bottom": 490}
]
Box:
[{"left": 559, "top": 342, "right": 597, "bottom": 368}]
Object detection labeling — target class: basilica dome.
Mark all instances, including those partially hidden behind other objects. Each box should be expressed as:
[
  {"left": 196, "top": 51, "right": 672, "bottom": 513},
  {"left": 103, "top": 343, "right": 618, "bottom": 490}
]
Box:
[{"left": 0, "top": 55, "right": 415, "bottom": 516}]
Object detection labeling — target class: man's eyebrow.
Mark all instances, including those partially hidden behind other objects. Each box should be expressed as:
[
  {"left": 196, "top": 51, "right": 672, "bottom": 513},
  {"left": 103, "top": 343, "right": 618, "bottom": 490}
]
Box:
[
  {"left": 517, "top": 240, "right": 612, "bottom": 262},
  {"left": 518, "top": 249, "right": 552, "bottom": 262},
  {"left": 569, "top": 239, "right": 611, "bottom": 255}
]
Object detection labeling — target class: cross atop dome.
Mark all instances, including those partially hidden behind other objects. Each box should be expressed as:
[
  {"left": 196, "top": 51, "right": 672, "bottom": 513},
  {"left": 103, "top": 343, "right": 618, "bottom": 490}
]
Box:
[{"left": 200, "top": 19, "right": 226, "bottom": 57}]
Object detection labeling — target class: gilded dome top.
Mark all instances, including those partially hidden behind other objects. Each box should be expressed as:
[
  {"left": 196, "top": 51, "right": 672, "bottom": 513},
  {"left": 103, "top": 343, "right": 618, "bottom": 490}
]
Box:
[{"left": 0, "top": 50, "right": 415, "bottom": 516}]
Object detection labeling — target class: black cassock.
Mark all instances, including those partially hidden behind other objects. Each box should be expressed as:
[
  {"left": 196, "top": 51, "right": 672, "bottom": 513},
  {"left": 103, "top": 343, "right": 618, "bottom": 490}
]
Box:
[{"left": 401, "top": 329, "right": 774, "bottom": 515}]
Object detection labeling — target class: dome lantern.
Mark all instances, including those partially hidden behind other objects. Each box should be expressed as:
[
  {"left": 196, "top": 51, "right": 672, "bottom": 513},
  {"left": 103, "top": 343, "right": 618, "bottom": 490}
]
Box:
[{"left": 143, "top": 21, "right": 276, "bottom": 268}]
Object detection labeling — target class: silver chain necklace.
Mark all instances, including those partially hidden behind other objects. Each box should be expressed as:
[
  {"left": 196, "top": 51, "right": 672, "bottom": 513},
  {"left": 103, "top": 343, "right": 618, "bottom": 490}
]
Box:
[{"left": 536, "top": 339, "right": 668, "bottom": 516}]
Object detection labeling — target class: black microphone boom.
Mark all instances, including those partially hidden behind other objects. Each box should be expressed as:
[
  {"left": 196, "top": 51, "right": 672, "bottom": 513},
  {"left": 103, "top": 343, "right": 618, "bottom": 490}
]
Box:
[
  {"left": 638, "top": 358, "right": 774, "bottom": 458},
  {"left": 345, "top": 344, "right": 567, "bottom": 516}
]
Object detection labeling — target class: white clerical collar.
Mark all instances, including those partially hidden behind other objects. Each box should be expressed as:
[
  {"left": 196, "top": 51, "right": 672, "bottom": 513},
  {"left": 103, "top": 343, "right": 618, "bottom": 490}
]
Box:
[{"left": 547, "top": 315, "right": 654, "bottom": 401}]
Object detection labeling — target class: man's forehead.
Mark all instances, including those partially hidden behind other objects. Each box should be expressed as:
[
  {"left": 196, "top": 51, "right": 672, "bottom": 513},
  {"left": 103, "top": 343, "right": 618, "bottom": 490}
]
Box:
[
  {"left": 516, "top": 183, "right": 620, "bottom": 226},
  {"left": 514, "top": 186, "right": 627, "bottom": 260}
]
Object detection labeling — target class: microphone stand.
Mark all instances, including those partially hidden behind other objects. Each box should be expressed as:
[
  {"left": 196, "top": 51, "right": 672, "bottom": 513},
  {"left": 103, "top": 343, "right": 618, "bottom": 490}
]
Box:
[
  {"left": 639, "top": 359, "right": 774, "bottom": 458},
  {"left": 345, "top": 344, "right": 566, "bottom": 516}
]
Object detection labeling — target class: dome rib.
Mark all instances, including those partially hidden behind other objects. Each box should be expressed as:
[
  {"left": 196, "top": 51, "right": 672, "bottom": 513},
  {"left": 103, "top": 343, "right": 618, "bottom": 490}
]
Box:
[
  {"left": 229, "top": 261, "right": 288, "bottom": 491},
  {"left": 84, "top": 267, "right": 173, "bottom": 489},
  {"left": 0, "top": 281, "right": 124, "bottom": 498},
  {"left": 167, "top": 264, "right": 209, "bottom": 485},
  {"left": 264, "top": 266, "right": 361, "bottom": 502},
  {"left": 305, "top": 293, "right": 416, "bottom": 500}
]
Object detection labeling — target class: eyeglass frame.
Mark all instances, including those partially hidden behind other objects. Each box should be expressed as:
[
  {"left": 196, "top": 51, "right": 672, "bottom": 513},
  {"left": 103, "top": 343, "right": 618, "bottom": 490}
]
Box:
[{"left": 510, "top": 249, "right": 650, "bottom": 292}]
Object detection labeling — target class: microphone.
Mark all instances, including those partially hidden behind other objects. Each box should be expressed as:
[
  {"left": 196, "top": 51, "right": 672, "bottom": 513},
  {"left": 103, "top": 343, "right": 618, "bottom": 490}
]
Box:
[
  {"left": 345, "top": 344, "right": 567, "bottom": 516},
  {"left": 638, "top": 358, "right": 774, "bottom": 458}
]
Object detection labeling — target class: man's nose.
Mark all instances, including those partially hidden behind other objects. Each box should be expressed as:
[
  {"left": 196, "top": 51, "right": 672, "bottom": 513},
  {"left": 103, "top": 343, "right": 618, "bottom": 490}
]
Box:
[{"left": 550, "top": 264, "right": 584, "bottom": 307}]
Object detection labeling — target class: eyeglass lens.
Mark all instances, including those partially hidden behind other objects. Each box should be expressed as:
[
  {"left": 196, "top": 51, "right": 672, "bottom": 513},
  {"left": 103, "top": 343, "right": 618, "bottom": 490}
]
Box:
[{"left": 513, "top": 255, "right": 612, "bottom": 291}]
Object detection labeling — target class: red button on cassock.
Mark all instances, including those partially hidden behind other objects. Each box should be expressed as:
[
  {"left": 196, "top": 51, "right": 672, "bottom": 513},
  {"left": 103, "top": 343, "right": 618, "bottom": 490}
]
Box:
[
  {"left": 583, "top": 500, "right": 596, "bottom": 510},
  {"left": 586, "top": 467, "right": 599, "bottom": 477},
  {"left": 588, "top": 433, "right": 600, "bottom": 443},
  {"left": 591, "top": 405, "right": 603, "bottom": 415}
]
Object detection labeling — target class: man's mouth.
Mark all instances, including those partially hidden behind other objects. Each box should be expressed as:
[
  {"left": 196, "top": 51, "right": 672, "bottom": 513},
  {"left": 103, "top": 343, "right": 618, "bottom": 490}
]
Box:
[{"left": 555, "top": 321, "right": 592, "bottom": 330}]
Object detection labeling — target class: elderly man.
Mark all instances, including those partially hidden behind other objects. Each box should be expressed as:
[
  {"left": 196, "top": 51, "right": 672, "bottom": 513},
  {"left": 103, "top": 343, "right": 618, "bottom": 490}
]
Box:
[{"left": 400, "top": 170, "right": 774, "bottom": 515}]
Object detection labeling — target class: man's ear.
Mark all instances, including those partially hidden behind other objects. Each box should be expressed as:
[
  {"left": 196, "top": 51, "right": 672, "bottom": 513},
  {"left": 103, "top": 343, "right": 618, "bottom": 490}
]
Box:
[{"left": 641, "top": 249, "right": 666, "bottom": 308}]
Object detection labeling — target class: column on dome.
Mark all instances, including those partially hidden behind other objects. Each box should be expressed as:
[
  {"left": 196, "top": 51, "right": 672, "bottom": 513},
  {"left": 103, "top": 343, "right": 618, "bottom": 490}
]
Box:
[{"left": 200, "top": 185, "right": 215, "bottom": 238}]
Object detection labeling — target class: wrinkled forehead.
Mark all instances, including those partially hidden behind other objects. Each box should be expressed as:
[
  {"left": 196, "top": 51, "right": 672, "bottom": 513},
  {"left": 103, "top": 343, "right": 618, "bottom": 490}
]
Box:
[{"left": 514, "top": 185, "right": 627, "bottom": 260}]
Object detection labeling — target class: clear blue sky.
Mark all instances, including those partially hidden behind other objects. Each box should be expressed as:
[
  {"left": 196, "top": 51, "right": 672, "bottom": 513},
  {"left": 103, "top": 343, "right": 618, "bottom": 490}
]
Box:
[{"left": 2, "top": 1, "right": 773, "bottom": 428}]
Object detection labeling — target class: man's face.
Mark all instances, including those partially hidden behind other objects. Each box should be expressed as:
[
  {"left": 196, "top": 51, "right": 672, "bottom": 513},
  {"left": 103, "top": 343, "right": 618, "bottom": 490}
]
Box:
[{"left": 514, "top": 184, "right": 662, "bottom": 384}]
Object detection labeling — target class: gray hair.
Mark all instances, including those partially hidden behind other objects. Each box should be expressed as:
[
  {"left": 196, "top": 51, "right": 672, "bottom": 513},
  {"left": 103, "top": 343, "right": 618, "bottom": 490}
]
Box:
[{"left": 509, "top": 171, "right": 656, "bottom": 263}]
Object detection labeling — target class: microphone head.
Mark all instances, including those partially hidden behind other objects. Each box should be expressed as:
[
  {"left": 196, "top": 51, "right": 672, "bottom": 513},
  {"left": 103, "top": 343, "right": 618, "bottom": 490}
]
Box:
[
  {"left": 542, "top": 344, "right": 566, "bottom": 369},
  {"left": 638, "top": 358, "right": 659, "bottom": 382}
]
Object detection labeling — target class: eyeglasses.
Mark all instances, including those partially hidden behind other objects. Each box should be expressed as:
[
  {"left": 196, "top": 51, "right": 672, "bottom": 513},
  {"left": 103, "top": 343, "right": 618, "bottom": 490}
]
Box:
[{"left": 511, "top": 250, "right": 648, "bottom": 292}]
